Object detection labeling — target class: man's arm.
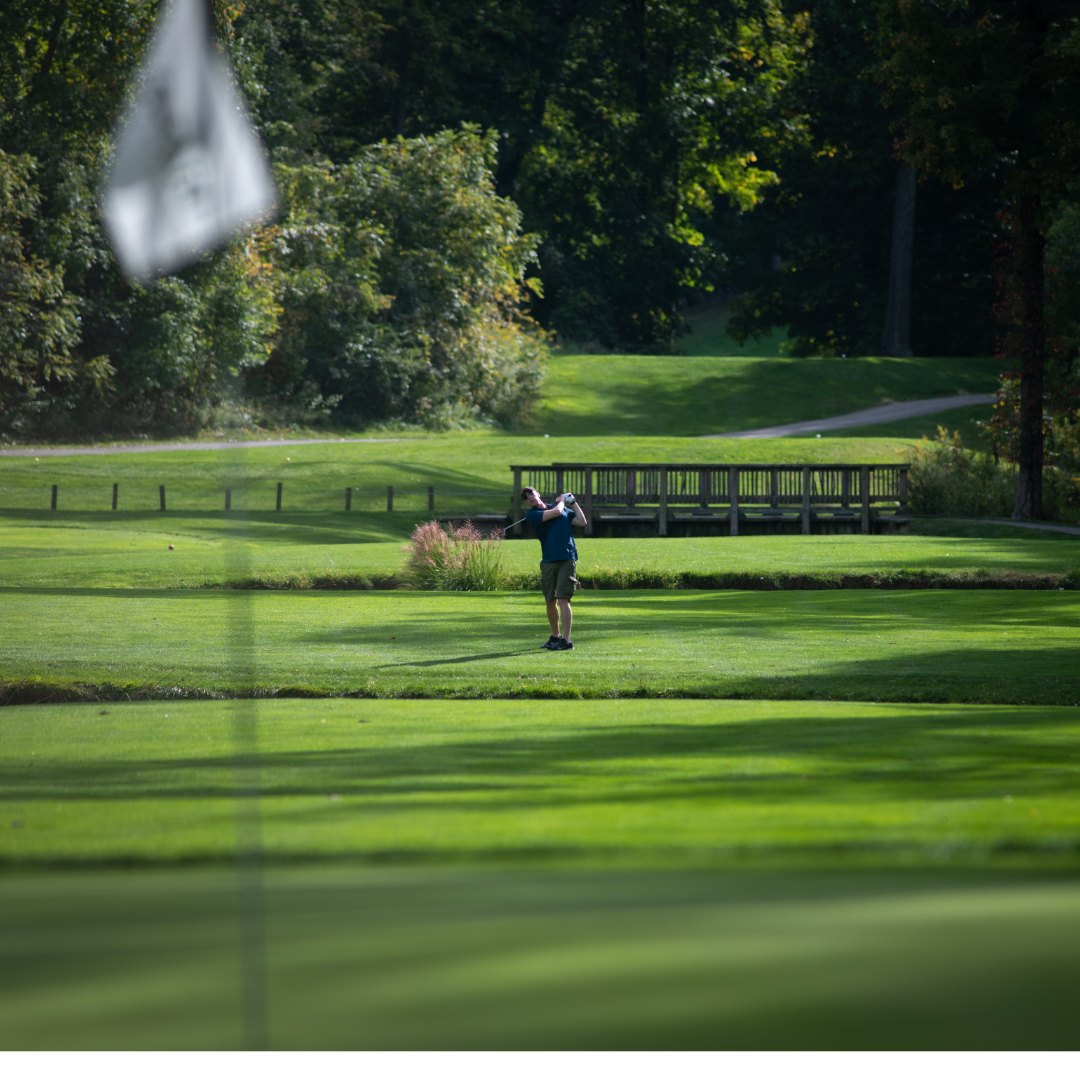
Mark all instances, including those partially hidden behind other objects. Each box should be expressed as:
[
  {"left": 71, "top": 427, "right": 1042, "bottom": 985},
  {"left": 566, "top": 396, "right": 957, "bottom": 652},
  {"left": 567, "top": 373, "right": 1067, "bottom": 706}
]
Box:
[
  {"left": 571, "top": 499, "right": 587, "bottom": 527},
  {"left": 541, "top": 498, "right": 565, "bottom": 521}
]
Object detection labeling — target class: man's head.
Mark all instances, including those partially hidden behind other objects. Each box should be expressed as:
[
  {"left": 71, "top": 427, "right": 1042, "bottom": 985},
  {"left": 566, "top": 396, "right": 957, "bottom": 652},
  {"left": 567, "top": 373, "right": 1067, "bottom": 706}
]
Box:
[{"left": 522, "top": 486, "right": 547, "bottom": 510}]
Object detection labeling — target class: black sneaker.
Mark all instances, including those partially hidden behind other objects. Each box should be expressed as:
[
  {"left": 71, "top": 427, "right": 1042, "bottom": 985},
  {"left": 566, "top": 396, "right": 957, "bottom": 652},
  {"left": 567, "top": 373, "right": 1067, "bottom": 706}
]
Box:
[
  {"left": 542, "top": 635, "right": 562, "bottom": 650},
  {"left": 554, "top": 638, "right": 574, "bottom": 650}
]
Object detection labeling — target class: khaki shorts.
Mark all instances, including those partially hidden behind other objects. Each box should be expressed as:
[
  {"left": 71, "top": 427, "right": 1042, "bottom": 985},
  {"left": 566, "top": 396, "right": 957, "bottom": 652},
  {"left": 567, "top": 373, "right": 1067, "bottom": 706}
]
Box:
[{"left": 541, "top": 559, "right": 578, "bottom": 601}]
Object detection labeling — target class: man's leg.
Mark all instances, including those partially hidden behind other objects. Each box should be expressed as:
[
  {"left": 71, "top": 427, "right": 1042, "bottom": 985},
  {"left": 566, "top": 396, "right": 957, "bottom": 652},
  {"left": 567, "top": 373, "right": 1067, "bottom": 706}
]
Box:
[
  {"left": 557, "top": 598, "right": 572, "bottom": 642},
  {"left": 546, "top": 599, "right": 560, "bottom": 636}
]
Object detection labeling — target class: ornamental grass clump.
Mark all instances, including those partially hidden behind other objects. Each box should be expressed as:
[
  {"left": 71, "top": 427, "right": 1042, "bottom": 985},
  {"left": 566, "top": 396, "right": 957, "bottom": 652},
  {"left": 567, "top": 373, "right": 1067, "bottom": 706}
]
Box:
[{"left": 404, "top": 519, "right": 505, "bottom": 591}]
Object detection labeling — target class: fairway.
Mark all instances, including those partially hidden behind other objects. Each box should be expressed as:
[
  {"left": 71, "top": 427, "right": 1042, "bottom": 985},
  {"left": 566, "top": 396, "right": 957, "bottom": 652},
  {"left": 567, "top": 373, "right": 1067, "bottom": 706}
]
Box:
[
  {"left": 3, "top": 360, "right": 1078, "bottom": 1050},
  {"left": 3, "top": 588, "right": 1079, "bottom": 704},
  {"left": 4, "top": 698, "right": 1079, "bottom": 865}
]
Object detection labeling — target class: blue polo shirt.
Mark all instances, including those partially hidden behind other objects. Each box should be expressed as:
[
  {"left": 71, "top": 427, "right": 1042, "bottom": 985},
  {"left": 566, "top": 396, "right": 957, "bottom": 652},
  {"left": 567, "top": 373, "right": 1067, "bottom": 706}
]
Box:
[{"left": 526, "top": 505, "right": 578, "bottom": 563}]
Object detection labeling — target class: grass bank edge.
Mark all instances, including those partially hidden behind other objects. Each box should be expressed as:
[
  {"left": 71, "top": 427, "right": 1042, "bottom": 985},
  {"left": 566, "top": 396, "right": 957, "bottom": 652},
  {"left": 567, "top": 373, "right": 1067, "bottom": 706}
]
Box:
[
  {"left": 180, "top": 567, "right": 1080, "bottom": 591},
  {"left": 6, "top": 675, "right": 1080, "bottom": 706}
]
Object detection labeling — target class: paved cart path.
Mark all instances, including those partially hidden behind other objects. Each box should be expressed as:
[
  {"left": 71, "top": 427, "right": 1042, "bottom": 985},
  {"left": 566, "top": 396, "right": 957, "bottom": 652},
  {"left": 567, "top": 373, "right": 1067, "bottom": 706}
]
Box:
[
  {"left": 0, "top": 436, "right": 414, "bottom": 458},
  {"left": 705, "top": 394, "right": 996, "bottom": 439}
]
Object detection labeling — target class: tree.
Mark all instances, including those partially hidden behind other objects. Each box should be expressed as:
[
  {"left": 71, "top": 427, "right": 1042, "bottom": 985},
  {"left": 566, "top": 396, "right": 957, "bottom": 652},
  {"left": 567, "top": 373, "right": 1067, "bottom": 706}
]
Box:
[
  {"left": 725, "top": 0, "right": 1003, "bottom": 360},
  {"left": 877, "top": 0, "right": 1080, "bottom": 519}
]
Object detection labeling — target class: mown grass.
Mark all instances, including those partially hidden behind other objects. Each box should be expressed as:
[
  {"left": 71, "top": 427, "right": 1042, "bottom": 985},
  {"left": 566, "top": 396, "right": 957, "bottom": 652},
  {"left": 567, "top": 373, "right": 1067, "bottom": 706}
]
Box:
[
  {"left": 2, "top": 588, "right": 1078, "bottom": 703},
  {"left": 0, "top": 431, "right": 925, "bottom": 515},
  {"left": 531, "top": 353, "right": 1001, "bottom": 438},
  {"left": 1, "top": 513, "right": 1076, "bottom": 590},
  {"left": 3, "top": 698, "right": 1079, "bottom": 866},
  {"left": 3, "top": 864, "right": 1080, "bottom": 1048}
]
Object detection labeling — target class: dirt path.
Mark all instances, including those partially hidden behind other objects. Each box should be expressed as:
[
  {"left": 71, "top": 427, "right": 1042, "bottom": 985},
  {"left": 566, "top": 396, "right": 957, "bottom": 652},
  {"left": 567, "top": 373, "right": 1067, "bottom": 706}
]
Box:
[{"left": 704, "top": 394, "right": 996, "bottom": 439}]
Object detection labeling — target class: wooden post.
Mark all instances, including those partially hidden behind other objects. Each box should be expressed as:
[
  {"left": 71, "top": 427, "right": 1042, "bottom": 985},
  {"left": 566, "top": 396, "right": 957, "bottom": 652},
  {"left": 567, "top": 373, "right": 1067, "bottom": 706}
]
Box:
[
  {"left": 582, "top": 466, "right": 594, "bottom": 537},
  {"left": 861, "top": 466, "right": 871, "bottom": 534},
  {"left": 51, "top": 484, "right": 57, "bottom": 510},
  {"left": 225, "top": 489, "right": 231, "bottom": 512},
  {"left": 728, "top": 466, "right": 739, "bottom": 536},
  {"left": 626, "top": 468, "right": 636, "bottom": 509},
  {"left": 658, "top": 466, "right": 668, "bottom": 536},
  {"left": 112, "top": 483, "right": 118, "bottom": 511},
  {"left": 387, "top": 485, "right": 394, "bottom": 512},
  {"left": 276, "top": 482, "right": 282, "bottom": 511},
  {"left": 841, "top": 468, "right": 850, "bottom": 508},
  {"left": 899, "top": 466, "right": 909, "bottom": 513},
  {"left": 345, "top": 486, "right": 352, "bottom": 511},
  {"left": 556, "top": 468, "right": 564, "bottom": 500},
  {"left": 699, "top": 467, "right": 710, "bottom": 508},
  {"left": 771, "top": 466, "right": 779, "bottom": 508},
  {"left": 428, "top": 486, "right": 434, "bottom": 513},
  {"left": 159, "top": 485, "right": 166, "bottom": 512},
  {"left": 802, "top": 466, "right": 811, "bottom": 535},
  {"left": 512, "top": 467, "right": 523, "bottom": 535}
]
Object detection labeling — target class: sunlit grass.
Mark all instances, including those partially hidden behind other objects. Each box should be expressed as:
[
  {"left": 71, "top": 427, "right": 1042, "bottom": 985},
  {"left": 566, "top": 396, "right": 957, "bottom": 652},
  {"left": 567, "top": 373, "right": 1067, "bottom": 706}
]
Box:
[{"left": 3, "top": 589, "right": 1078, "bottom": 703}]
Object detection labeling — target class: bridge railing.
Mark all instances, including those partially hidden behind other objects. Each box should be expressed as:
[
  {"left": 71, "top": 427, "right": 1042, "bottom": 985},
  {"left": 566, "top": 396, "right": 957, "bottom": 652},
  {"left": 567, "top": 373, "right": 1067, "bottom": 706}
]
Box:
[{"left": 510, "top": 463, "right": 909, "bottom": 535}]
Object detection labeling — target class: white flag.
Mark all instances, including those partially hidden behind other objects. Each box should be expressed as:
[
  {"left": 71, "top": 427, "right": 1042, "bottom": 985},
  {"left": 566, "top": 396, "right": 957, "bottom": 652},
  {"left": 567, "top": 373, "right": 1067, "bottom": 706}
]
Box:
[{"left": 101, "top": 0, "right": 277, "bottom": 282}]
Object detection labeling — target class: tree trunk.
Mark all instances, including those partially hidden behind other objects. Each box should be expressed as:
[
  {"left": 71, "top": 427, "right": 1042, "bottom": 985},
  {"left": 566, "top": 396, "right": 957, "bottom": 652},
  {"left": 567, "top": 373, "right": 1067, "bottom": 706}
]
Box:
[
  {"left": 1011, "top": 191, "right": 1045, "bottom": 519},
  {"left": 881, "top": 162, "right": 916, "bottom": 357}
]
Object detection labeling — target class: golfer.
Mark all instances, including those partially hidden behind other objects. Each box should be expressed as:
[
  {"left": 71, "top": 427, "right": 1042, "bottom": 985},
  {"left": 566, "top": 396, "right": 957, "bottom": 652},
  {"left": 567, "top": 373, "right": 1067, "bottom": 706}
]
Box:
[{"left": 522, "top": 486, "right": 587, "bottom": 650}]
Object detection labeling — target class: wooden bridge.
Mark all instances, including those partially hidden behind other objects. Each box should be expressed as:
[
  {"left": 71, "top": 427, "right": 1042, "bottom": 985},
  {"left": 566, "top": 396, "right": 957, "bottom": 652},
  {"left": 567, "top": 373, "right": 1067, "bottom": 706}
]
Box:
[{"left": 510, "top": 463, "right": 910, "bottom": 536}]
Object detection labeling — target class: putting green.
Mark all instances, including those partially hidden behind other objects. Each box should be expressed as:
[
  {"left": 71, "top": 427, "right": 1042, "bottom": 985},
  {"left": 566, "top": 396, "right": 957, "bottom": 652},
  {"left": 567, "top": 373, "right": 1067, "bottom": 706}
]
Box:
[
  {"left": 3, "top": 588, "right": 1078, "bottom": 703},
  {"left": 3, "top": 698, "right": 1079, "bottom": 864}
]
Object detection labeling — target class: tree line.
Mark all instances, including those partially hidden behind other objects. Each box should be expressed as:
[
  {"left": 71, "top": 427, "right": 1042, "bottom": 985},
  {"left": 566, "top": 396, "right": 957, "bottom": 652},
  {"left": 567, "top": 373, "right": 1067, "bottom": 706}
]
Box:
[{"left": 2, "top": 0, "right": 1079, "bottom": 518}]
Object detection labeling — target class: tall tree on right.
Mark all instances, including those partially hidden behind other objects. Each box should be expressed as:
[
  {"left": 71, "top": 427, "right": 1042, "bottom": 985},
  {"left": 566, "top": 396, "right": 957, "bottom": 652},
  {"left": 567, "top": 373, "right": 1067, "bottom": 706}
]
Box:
[{"left": 877, "top": 0, "right": 1080, "bottom": 519}]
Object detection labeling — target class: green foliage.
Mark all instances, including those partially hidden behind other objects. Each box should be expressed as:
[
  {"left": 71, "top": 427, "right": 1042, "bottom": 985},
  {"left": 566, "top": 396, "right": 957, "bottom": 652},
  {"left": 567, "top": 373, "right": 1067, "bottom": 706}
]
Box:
[
  {"left": 0, "top": 151, "right": 102, "bottom": 433},
  {"left": 725, "top": 0, "right": 1002, "bottom": 359},
  {"left": 404, "top": 519, "right": 505, "bottom": 591},
  {"left": 908, "top": 426, "right": 1015, "bottom": 518},
  {"left": 259, "top": 128, "right": 546, "bottom": 430}
]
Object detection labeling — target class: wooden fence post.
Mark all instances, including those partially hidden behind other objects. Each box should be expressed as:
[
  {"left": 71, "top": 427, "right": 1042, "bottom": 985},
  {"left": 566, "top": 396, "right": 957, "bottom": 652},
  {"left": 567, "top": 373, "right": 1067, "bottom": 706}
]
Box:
[
  {"left": 225, "top": 489, "right": 231, "bottom": 511},
  {"left": 861, "top": 466, "right": 871, "bottom": 534},
  {"left": 276, "top": 482, "right": 282, "bottom": 511},
  {"left": 728, "top": 466, "right": 739, "bottom": 536},
  {"left": 428, "top": 486, "right": 434, "bottom": 513},
  {"left": 802, "top": 466, "right": 811, "bottom": 535},
  {"left": 159, "top": 485, "right": 166, "bottom": 512},
  {"left": 112, "top": 483, "right": 118, "bottom": 511},
  {"left": 582, "top": 466, "right": 593, "bottom": 536},
  {"left": 387, "top": 485, "right": 394, "bottom": 512},
  {"left": 51, "top": 484, "right": 57, "bottom": 510},
  {"left": 345, "top": 486, "right": 352, "bottom": 511},
  {"left": 658, "top": 466, "right": 668, "bottom": 536}
]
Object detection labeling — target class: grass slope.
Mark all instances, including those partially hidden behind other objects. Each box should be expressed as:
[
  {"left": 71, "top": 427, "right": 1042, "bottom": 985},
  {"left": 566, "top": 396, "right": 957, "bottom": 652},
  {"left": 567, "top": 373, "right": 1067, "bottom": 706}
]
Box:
[
  {"left": 2, "top": 589, "right": 1078, "bottom": 703},
  {"left": 0, "top": 517, "right": 1076, "bottom": 589},
  {"left": 0, "top": 431, "right": 924, "bottom": 516},
  {"left": 3, "top": 865, "right": 1079, "bottom": 1048},
  {"left": 3, "top": 698, "right": 1079, "bottom": 866},
  {"left": 532, "top": 353, "right": 1001, "bottom": 437}
]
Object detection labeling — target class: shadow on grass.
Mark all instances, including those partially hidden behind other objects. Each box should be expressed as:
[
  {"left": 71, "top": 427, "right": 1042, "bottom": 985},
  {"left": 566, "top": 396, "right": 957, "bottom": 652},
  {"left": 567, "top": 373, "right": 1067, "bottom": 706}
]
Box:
[
  {"left": 4, "top": 704, "right": 1078, "bottom": 804},
  {"left": 538, "top": 356, "right": 1000, "bottom": 438}
]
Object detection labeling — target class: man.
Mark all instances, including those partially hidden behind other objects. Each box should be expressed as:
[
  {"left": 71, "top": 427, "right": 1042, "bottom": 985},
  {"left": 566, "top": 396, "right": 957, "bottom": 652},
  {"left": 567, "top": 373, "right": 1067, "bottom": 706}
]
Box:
[{"left": 522, "top": 486, "right": 587, "bottom": 650}]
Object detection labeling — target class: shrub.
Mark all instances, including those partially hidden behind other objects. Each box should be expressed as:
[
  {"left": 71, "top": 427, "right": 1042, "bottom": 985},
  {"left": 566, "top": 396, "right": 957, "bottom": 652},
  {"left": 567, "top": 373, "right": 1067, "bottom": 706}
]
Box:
[
  {"left": 908, "top": 426, "right": 1016, "bottom": 517},
  {"left": 404, "top": 520, "right": 505, "bottom": 591}
]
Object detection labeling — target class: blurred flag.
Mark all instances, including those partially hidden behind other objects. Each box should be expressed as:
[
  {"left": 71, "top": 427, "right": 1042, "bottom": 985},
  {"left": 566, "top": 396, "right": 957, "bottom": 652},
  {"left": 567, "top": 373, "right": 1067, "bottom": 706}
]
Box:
[{"left": 101, "top": 0, "right": 277, "bottom": 283}]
